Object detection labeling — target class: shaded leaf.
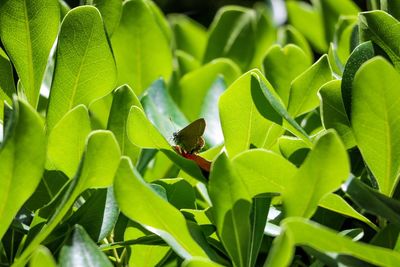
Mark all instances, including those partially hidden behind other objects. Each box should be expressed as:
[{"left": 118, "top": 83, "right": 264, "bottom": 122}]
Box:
[{"left": 0, "top": 98, "right": 46, "bottom": 239}]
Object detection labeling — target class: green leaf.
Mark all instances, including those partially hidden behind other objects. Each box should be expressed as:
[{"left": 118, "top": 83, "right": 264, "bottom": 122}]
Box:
[
  {"left": 341, "top": 41, "right": 375, "bottom": 117},
  {"left": 232, "top": 149, "right": 297, "bottom": 197},
  {"left": 384, "top": 0, "right": 400, "bottom": 21},
  {"left": 319, "top": 193, "right": 378, "bottom": 231},
  {"left": 262, "top": 44, "right": 311, "bottom": 106},
  {"left": 287, "top": 55, "right": 333, "bottom": 117},
  {"left": 107, "top": 84, "right": 142, "bottom": 164},
  {"left": 29, "top": 246, "right": 56, "bottom": 267},
  {"left": 182, "top": 257, "right": 224, "bottom": 267},
  {"left": 219, "top": 70, "right": 283, "bottom": 157},
  {"left": 318, "top": 80, "right": 355, "bottom": 148},
  {"left": 208, "top": 152, "right": 252, "bottom": 267},
  {"left": 169, "top": 14, "right": 207, "bottom": 61},
  {"left": 67, "top": 188, "right": 119, "bottom": 242},
  {"left": 176, "top": 50, "right": 201, "bottom": 75},
  {"left": 319, "top": 0, "right": 359, "bottom": 43},
  {"left": 203, "top": 6, "right": 256, "bottom": 70},
  {"left": 177, "top": 58, "right": 241, "bottom": 122},
  {"left": 59, "top": 225, "right": 112, "bottom": 267},
  {"left": 278, "top": 25, "right": 313, "bottom": 62},
  {"left": 111, "top": 0, "right": 172, "bottom": 95},
  {"left": 249, "top": 195, "right": 271, "bottom": 267},
  {"left": 114, "top": 157, "right": 210, "bottom": 260},
  {"left": 83, "top": 0, "right": 122, "bottom": 36},
  {"left": 250, "top": 70, "right": 311, "bottom": 145},
  {"left": 141, "top": 79, "right": 188, "bottom": 141},
  {"left": 154, "top": 178, "right": 196, "bottom": 210},
  {"left": 88, "top": 93, "right": 113, "bottom": 129},
  {"left": 344, "top": 177, "right": 400, "bottom": 227},
  {"left": 46, "top": 6, "right": 117, "bottom": 130},
  {"left": 46, "top": 105, "right": 91, "bottom": 178},
  {"left": 199, "top": 77, "right": 226, "bottom": 146},
  {"left": 0, "top": 48, "right": 16, "bottom": 122},
  {"left": 283, "top": 130, "right": 349, "bottom": 218},
  {"left": 0, "top": 98, "right": 46, "bottom": 239},
  {"left": 14, "top": 131, "right": 120, "bottom": 266},
  {"left": 351, "top": 57, "right": 400, "bottom": 196},
  {"left": 266, "top": 218, "right": 400, "bottom": 267},
  {"left": 359, "top": 10, "right": 400, "bottom": 71},
  {"left": 127, "top": 106, "right": 171, "bottom": 150},
  {"left": 0, "top": 0, "right": 59, "bottom": 107},
  {"left": 286, "top": 1, "right": 327, "bottom": 53}
]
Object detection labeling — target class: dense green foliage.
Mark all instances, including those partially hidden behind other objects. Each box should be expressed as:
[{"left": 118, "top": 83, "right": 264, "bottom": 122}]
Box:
[{"left": 1, "top": 0, "right": 400, "bottom": 266}]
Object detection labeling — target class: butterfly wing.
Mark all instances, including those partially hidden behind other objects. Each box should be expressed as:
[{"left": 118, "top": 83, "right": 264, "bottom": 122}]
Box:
[{"left": 174, "top": 118, "right": 206, "bottom": 152}]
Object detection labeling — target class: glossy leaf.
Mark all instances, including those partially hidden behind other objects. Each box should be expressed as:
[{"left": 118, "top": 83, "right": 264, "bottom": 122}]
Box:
[
  {"left": 286, "top": 1, "right": 327, "bottom": 53},
  {"left": 341, "top": 41, "right": 375, "bottom": 117},
  {"left": 319, "top": 80, "right": 355, "bottom": 148},
  {"left": 0, "top": 0, "right": 59, "bottom": 107},
  {"left": 47, "top": 6, "right": 117, "bottom": 129},
  {"left": 0, "top": 98, "right": 46, "bottom": 239},
  {"left": 14, "top": 131, "right": 120, "bottom": 266},
  {"left": 344, "top": 177, "right": 400, "bottom": 227},
  {"left": 351, "top": 57, "right": 400, "bottom": 196},
  {"left": 262, "top": 44, "right": 311, "bottom": 106},
  {"left": 199, "top": 77, "right": 226, "bottom": 146},
  {"left": 29, "top": 246, "right": 56, "bottom": 267},
  {"left": 182, "top": 257, "right": 224, "bottom": 267},
  {"left": 114, "top": 157, "right": 209, "bottom": 260},
  {"left": 278, "top": 25, "right": 313, "bottom": 62},
  {"left": 141, "top": 79, "right": 188, "bottom": 141},
  {"left": 59, "top": 225, "right": 112, "bottom": 267},
  {"left": 111, "top": 0, "right": 172, "bottom": 95},
  {"left": 208, "top": 152, "right": 252, "bottom": 267},
  {"left": 266, "top": 218, "right": 400, "bottom": 267},
  {"left": 169, "top": 14, "right": 207, "bottom": 61},
  {"left": 46, "top": 105, "right": 91, "bottom": 178},
  {"left": 283, "top": 130, "right": 349, "bottom": 218},
  {"left": 177, "top": 58, "right": 241, "bottom": 122},
  {"left": 0, "top": 48, "right": 15, "bottom": 122},
  {"left": 219, "top": 70, "right": 283, "bottom": 157},
  {"left": 233, "top": 149, "right": 297, "bottom": 197},
  {"left": 154, "top": 178, "right": 196, "bottom": 210},
  {"left": 83, "top": 0, "right": 122, "bottom": 36},
  {"left": 127, "top": 106, "right": 171, "bottom": 150},
  {"left": 319, "top": 193, "right": 377, "bottom": 230},
  {"left": 107, "top": 84, "right": 142, "bottom": 164},
  {"left": 288, "top": 55, "right": 333, "bottom": 117},
  {"left": 250, "top": 70, "right": 311, "bottom": 144},
  {"left": 203, "top": 6, "right": 256, "bottom": 70},
  {"left": 359, "top": 11, "right": 400, "bottom": 70}
]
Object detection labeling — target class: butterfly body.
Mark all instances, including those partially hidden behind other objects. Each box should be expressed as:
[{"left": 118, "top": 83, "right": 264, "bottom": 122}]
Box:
[{"left": 173, "top": 118, "right": 206, "bottom": 154}]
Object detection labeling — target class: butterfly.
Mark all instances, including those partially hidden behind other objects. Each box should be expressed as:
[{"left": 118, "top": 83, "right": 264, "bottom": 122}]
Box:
[{"left": 173, "top": 118, "right": 206, "bottom": 154}]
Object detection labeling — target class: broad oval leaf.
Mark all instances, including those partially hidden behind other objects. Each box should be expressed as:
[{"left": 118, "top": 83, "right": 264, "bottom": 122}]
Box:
[
  {"left": 219, "top": 70, "right": 283, "bottom": 157},
  {"left": 351, "top": 57, "right": 400, "bottom": 196},
  {"left": 287, "top": 55, "right": 333, "bottom": 117},
  {"left": 359, "top": 11, "right": 400, "bottom": 70},
  {"left": 114, "top": 157, "right": 209, "bottom": 260},
  {"left": 83, "top": 0, "right": 122, "bottom": 36},
  {"left": 262, "top": 44, "right": 311, "bottom": 106},
  {"left": 29, "top": 246, "right": 56, "bottom": 267},
  {"left": 107, "top": 84, "right": 142, "bottom": 164},
  {"left": 283, "top": 130, "right": 349, "bottom": 218},
  {"left": 59, "top": 225, "right": 112, "bottom": 267},
  {"left": 203, "top": 6, "right": 256, "bottom": 70},
  {"left": 319, "top": 80, "right": 355, "bottom": 148},
  {"left": 111, "top": 0, "right": 173, "bottom": 95},
  {"left": 0, "top": 0, "right": 59, "bottom": 107},
  {"left": 232, "top": 149, "right": 297, "bottom": 197},
  {"left": 46, "top": 105, "right": 91, "bottom": 178},
  {"left": 208, "top": 152, "right": 252, "bottom": 267},
  {"left": 0, "top": 48, "right": 16, "bottom": 122},
  {"left": 47, "top": 6, "right": 117, "bottom": 130},
  {"left": 0, "top": 98, "right": 46, "bottom": 239}
]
